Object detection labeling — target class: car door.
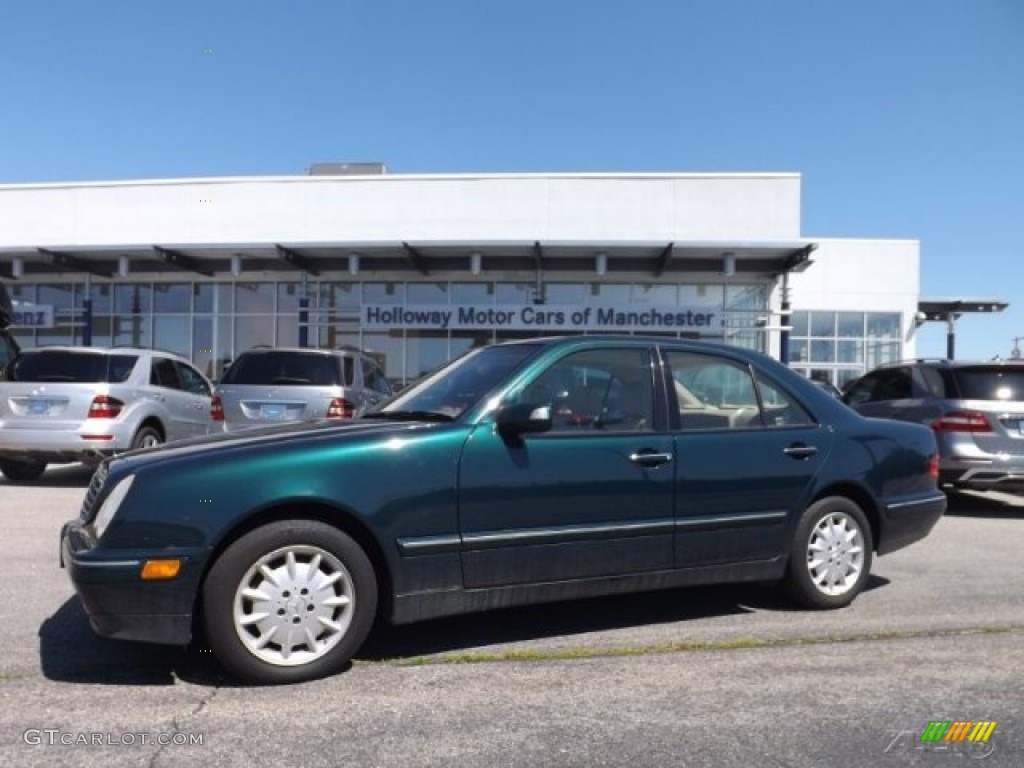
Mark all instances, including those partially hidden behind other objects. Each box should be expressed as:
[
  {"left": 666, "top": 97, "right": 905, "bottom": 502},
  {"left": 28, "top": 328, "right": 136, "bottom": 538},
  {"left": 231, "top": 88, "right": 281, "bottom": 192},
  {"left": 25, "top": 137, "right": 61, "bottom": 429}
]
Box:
[
  {"left": 664, "top": 349, "right": 831, "bottom": 568},
  {"left": 174, "top": 361, "right": 214, "bottom": 436},
  {"left": 457, "top": 345, "right": 675, "bottom": 588}
]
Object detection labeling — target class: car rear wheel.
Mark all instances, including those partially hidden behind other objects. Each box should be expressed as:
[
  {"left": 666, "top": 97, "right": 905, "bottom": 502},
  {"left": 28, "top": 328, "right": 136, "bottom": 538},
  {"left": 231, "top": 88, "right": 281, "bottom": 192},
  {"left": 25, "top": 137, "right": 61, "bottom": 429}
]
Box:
[
  {"left": 785, "top": 496, "right": 873, "bottom": 609},
  {"left": 202, "top": 520, "right": 377, "bottom": 684},
  {"left": 131, "top": 426, "right": 162, "bottom": 451},
  {"left": 0, "top": 458, "right": 47, "bottom": 482}
]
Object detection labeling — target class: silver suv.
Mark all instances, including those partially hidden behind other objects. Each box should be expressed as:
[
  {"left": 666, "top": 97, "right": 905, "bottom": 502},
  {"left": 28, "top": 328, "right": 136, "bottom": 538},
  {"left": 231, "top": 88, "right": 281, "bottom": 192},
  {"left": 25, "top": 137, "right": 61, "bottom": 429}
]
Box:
[
  {"left": 843, "top": 360, "right": 1024, "bottom": 492},
  {"left": 0, "top": 346, "right": 214, "bottom": 482},
  {"left": 212, "top": 347, "right": 392, "bottom": 432}
]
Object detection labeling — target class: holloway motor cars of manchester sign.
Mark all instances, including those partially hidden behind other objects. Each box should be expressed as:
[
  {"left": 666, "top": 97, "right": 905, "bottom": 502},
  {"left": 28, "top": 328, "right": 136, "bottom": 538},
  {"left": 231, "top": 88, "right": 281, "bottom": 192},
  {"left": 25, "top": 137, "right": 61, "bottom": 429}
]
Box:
[{"left": 363, "top": 304, "right": 724, "bottom": 333}]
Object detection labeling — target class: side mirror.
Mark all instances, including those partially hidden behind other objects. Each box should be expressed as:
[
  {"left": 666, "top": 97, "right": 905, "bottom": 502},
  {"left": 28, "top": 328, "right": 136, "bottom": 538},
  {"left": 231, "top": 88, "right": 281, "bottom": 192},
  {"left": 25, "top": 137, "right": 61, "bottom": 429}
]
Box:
[{"left": 495, "top": 402, "right": 552, "bottom": 437}]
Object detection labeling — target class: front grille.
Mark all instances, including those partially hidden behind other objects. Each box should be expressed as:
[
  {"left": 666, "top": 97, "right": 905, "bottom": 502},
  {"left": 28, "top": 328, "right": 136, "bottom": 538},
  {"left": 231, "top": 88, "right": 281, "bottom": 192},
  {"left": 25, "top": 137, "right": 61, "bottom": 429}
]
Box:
[{"left": 80, "top": 462, "right": 109, "bottom": 522}]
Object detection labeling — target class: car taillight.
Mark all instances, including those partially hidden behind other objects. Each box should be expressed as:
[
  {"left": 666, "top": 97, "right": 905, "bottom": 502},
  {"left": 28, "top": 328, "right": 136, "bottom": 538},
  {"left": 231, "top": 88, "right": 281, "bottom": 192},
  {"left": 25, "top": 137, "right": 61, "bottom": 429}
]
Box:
[
  {"left": 210, "top": 395, "right": 225, "bottom": 421},
  {"left": 327, "top": 398, "right": 355, "bottom": 419},
  {"left": 930, "top": 410, "right": 993, "bottom": 433},
  {"left": 927, "top": 454, "right": 940, "bottom": 481},
  {"left": 88, "top": 395, "right": 124, "bottom": 419}
]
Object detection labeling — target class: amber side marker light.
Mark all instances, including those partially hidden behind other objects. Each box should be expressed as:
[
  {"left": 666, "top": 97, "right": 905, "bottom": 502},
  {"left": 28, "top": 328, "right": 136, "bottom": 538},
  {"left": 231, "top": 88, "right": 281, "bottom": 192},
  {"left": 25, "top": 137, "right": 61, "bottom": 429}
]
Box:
[{"left": 141, "top": 559, "right": 182, "bottom": 580}]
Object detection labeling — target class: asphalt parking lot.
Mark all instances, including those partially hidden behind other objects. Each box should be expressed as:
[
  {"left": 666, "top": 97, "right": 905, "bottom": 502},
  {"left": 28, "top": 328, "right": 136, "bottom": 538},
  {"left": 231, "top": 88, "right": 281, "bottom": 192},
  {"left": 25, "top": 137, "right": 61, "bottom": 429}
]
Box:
[{"left": 1, "top": 465, "right": 1022, "bottom": 767}]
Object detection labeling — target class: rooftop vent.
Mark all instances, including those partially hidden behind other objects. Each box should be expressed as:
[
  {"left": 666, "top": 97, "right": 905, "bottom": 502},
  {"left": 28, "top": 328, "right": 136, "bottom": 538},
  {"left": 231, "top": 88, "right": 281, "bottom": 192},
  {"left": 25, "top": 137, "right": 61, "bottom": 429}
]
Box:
[{"left": 307, "top": 162, "right": 387, "bottom": 176}]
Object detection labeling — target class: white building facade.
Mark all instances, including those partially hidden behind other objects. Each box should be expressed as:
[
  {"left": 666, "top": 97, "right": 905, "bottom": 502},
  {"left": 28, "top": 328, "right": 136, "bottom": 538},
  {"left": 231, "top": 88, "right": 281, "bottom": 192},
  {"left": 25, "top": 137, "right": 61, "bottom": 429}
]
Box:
[{"left": 0, "top": 172, "right": 917, "bottom": 387}]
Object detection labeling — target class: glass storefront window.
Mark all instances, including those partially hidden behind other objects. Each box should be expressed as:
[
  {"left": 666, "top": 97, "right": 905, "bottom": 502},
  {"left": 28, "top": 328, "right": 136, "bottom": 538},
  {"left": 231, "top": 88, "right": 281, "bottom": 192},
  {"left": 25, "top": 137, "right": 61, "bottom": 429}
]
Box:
[
  {"left": 193, "top": 316, "right": 233, "bottom": 381},
  {"left": 88, "top": 283, "right": 113, "bottom": 314},
  {"left": 194, "top": 283, "right": 233, "bottom": 314},
  {"left": 406, "top": 330, "right": 450, "bottom": 380},
  {"left": 867, "top": 313, "right": 901, "bottom": 340},
  {"left": 362, "top": 331, "right": 405, "bottom": 386},
  {"left": 154, "top": 283, "right": 191, "bottom": 313},
  {"left": 789, "top": 311, "right": 809, "bottom": 337},
  {"left": 724, "top": 284, "right": 767, "bottom": 310},
  {"left": 837, "top": 340, "right": 863, "bottom": 364},
  {"left": 153, "top": 316, "right": 191, "bottom": 357},
  {"left": 810, "top": 340, "right": 835, "bottom": 363},
  {"left": 632, "top": 284, "right": 677, "bottom": 304},
  {"left": 114, "top": 284, "right": 153, "bottom": 315},
  {"left": 810, "top": 311, "right": 836, "bottom": 337},
  {"left": 276, "top": 314, "right": 299, "bottom": 347},
  {"left": 235, "top": 282, "right": 275, "bottom": 314},
  {"left": 789, "top": 339, "right": 809, "bottom": 363},
  {"left": 277, "top": 282, "right": 308, "bottom": 312},
  {"left": 363, "top": 283, "right": 405, "bottom": 305},
  {"left": 546, "top": 283, "right": 587, "bottom": 304},
  {"left": 682, "top": 284, "right": 722, "bottom": 305},
  {"left": 452, "top": 283, "right": 493, "bottom": 303},
  {"left": 319, "top": 282, "right": 360, "bottom": 310},
  {"left": 112, "top": 314, "right": 151, "bottom": 348},
  {"left": 38, "top": 284, "right": 75, "bottom": 311},
  {"left": 407, "top": 283, "right": 449, "bottom": 304},
  {"left": 837, "top": 312, "right": 864, "bottom": 338},
  {"left": 495, "top": 283, "right": 534, "bottom": 305},
  {"left": 589, "top": 284, "right": 629, "bottom": 303},
  {"left": 235, "top": 315, "right": 274, "bottom": 352}
]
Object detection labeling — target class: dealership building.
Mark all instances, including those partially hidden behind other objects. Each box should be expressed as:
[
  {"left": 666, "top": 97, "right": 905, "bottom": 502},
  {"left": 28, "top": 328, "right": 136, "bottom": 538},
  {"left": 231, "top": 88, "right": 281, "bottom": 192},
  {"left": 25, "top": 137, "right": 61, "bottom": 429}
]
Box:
[{"left": 0, "top": 169, "right": 924, "bottom": 388}]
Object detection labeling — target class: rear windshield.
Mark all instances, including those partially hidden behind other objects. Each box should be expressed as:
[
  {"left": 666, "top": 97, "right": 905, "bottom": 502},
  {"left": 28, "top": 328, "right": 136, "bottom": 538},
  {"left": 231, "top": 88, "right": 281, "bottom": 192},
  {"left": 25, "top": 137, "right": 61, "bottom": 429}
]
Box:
[
  {"left": 220, "top": 351, "right": 347, "bottom": 386},
  {"left": 6, "top": 351, "right": 138, "bottom": 383},
  {"left": 951, "top": 367, "right": 1024, "bottom": 401}
]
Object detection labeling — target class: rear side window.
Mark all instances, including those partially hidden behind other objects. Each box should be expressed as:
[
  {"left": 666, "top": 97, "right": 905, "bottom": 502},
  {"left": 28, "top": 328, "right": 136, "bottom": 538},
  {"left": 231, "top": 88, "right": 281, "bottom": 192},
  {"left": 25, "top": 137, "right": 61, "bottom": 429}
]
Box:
[
  {"left": 220, "top": 352, "right": 342, "bottom": 386},
  {"left": 6, "top": 351, "right": 138, "bottom": 383},
  {"left": 951, "top": 367, "right": 1024, "bottom": 401}
]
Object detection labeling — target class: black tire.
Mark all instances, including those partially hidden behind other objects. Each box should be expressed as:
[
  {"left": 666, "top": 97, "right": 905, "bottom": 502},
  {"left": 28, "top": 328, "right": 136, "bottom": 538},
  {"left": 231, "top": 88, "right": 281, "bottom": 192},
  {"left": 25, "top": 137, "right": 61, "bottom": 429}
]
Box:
[
  {"left": 131, "top": 425, "right": 163, "bottom": 451},
  {"left": 785, "top": 496, "right": 873, "bottom": 609},
  {"left": 0, "top": 458, "right": 47, "bottom": 482},
  {"left": 202, "top": 520, "right": 377, "bottom": 685}
]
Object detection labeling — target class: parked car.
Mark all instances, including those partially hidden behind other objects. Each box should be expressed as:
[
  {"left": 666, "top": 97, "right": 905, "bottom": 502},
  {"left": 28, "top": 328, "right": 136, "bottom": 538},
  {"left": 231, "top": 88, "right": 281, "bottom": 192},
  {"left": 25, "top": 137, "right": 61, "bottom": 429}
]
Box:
[
  {"left": 843, "top": 359, "right": 1024, "bottom": 492},
  {"left": 61, "top": 336, "right": 945, "bottom": 684},
  {"left": 0, "top": 283, "right": 20, "bottom": 371},
  {"left": 0, "top": 346, "right": 214, "bottom": 482},
  {"left": 212, "top": 347, "right": 392, "bottom": 431}
]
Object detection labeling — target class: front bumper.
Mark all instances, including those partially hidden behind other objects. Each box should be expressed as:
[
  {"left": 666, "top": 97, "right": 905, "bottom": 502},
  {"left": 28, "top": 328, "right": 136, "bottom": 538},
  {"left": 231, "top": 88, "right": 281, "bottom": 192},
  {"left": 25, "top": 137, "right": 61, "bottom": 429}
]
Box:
[
  {"left": 878, "top": 491, "right": 947, "bottom": 555},
  {"left": 60, "top": 520, "right": 201, "bottom": 646}
]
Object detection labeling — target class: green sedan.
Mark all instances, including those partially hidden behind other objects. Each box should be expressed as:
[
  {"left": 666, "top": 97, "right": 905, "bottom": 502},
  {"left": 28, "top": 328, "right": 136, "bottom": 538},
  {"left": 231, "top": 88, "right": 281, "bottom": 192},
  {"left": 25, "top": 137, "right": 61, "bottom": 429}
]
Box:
[{"left": 61, "top": 336, "right": 946, "bottom": 684}]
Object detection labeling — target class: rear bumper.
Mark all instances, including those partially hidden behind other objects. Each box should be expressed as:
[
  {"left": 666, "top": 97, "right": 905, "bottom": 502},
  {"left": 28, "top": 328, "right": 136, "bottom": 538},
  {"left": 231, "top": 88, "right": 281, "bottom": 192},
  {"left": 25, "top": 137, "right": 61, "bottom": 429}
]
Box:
[
  {"left": 0, "top": 423, "right": 135, "bottom": 461},
  {"left": 878, "top": 492, "right": 947, "bottom": 555},
  {"left": 60, "top": 520, "right": 200, "bottom": 646}
]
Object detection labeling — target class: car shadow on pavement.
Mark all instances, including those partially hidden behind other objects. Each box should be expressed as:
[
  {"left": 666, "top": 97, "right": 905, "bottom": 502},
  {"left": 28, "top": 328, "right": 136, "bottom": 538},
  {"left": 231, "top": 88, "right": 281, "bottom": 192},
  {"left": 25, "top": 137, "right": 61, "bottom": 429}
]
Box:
[
  {"left": 356, "top": 580, "right": 833, "bottom": 661},
  {"left": 944, "top": 490, "right": 1024, "bottom": 519},
  {"left": 39, "top": 598, "right": 226, "bottom": 686},
  {"left": 0, "top": 464, "right": 95, "bottom": 488}
]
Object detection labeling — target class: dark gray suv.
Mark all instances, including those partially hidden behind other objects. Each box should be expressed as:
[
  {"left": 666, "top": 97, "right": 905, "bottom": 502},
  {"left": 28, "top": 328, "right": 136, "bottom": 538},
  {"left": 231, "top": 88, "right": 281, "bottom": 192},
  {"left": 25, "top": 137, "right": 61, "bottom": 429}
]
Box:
[{"left": 843, "top": 360, "right": 1024, "bottom": 492}]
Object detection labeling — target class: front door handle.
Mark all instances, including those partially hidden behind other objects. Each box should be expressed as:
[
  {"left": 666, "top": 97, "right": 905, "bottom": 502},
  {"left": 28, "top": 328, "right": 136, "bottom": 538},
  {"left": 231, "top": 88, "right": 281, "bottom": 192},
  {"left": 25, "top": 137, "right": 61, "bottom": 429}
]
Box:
[
  {"left": 629, "top": 450, "right": 673, "bottom": 467},
  {"left": 783, "top": 443, "right": 818, "bottom": 460}
]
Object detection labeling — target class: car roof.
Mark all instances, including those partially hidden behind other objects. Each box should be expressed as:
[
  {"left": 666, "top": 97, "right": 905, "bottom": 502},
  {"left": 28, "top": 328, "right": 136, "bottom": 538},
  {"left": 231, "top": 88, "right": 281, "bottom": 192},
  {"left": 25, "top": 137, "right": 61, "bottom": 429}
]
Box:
[
  {"left": 495, "top": 334, "right": 771, "bottom": 361},
  {"left": 236, "top": 347, "right": 364, "bottom": 357},
  {"left": 17, "top": 346, "right": 189, "bottom": 360}
]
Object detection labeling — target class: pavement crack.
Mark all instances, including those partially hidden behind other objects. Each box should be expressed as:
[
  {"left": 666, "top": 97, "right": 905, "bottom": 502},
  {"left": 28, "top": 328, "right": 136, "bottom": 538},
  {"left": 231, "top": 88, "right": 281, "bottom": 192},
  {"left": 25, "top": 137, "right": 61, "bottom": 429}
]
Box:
[{"left": 147, "top": 684, "right": 220, "bottom": 768}]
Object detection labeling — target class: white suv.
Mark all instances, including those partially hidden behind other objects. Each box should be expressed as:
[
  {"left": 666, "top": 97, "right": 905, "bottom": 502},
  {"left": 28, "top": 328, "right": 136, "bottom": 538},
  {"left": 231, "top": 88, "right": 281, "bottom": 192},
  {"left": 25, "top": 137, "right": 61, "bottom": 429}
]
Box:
[{"left": 0, "top": 346, "right": 214, "bottom": 482}]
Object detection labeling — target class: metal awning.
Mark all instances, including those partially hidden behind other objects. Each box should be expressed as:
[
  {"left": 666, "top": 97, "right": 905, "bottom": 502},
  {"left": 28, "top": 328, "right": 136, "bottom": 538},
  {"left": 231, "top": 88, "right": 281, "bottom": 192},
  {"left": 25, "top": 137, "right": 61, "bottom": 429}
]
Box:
[{"left": 0, "top": 240, "right": 816, "bottom": 280}]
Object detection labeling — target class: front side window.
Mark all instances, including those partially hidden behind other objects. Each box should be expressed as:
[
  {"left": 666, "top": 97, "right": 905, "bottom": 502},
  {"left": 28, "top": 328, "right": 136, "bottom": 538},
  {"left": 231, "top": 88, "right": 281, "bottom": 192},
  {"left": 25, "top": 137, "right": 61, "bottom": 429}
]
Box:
[
  {"left": 516, "top": 347, "right": 654, "bottom": 433},
  {"left": 176, "top": 362, "right": 211, "bottom": 396}
]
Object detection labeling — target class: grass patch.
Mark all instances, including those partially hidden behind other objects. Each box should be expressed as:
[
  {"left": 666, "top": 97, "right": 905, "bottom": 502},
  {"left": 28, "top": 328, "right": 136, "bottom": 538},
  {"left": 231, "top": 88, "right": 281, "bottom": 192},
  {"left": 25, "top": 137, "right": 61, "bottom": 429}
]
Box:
[{"left": 365, "top": 624, "right": 1024, "bottom": 667}]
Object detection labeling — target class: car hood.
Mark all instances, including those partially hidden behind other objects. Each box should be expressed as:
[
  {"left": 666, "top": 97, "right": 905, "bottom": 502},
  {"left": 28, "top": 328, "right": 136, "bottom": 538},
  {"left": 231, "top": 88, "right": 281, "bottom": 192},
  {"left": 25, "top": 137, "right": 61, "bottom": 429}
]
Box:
[{"left": 109, "top": 417, "right": 447, "bottom": 475}]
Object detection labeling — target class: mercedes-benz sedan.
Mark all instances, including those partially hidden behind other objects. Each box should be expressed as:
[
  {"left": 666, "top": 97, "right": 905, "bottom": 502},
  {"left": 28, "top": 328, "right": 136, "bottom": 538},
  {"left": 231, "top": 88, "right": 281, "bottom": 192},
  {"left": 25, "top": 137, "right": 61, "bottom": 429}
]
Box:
[{"left": 61, "top": 336, "right": 946, "bottom": 684}]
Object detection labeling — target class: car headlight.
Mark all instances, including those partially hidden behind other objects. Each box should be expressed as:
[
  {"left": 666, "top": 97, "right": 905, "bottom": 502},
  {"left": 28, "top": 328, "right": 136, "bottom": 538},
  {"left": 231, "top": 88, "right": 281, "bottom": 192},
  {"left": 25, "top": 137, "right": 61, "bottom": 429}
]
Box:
[{"left": 92, "top": 475, "right": 136, "bottom": 539}]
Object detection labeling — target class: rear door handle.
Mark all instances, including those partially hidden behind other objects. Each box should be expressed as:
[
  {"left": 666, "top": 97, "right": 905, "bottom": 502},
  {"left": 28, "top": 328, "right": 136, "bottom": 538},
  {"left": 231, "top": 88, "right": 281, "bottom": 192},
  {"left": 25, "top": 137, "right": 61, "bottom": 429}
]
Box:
[
  {"left": 629, "top": 450, "right": 673, "bottom": 467},
  {"left": 783, "top": 444, "right": 818, "bottom": 459}
]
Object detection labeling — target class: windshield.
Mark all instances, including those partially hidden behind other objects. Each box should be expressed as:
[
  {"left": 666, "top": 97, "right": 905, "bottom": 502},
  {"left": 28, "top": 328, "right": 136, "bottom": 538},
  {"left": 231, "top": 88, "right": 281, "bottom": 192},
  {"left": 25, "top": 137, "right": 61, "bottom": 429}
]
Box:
[{"left": 374, "top": 343, "right": 542, "bottom": 419}]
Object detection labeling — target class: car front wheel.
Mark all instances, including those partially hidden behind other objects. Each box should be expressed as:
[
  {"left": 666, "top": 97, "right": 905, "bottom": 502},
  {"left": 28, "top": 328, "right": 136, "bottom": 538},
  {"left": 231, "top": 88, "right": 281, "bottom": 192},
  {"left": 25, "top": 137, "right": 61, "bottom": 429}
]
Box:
[
  {"left": 785, "top": 496, "right": 873, "bottom": 609},
  {"left": 202, "top": 520, "right": 377, "bottom": 684},
  {"left": 0, "top": 458, "right": 47, "bottom": 482}
]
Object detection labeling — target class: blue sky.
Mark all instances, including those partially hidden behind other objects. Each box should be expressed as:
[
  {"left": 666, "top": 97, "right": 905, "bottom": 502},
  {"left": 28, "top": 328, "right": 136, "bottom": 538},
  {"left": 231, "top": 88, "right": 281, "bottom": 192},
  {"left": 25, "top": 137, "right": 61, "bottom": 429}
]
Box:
[{"left": 1, "top": 0, "right": 1021, "bottom": 359}]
